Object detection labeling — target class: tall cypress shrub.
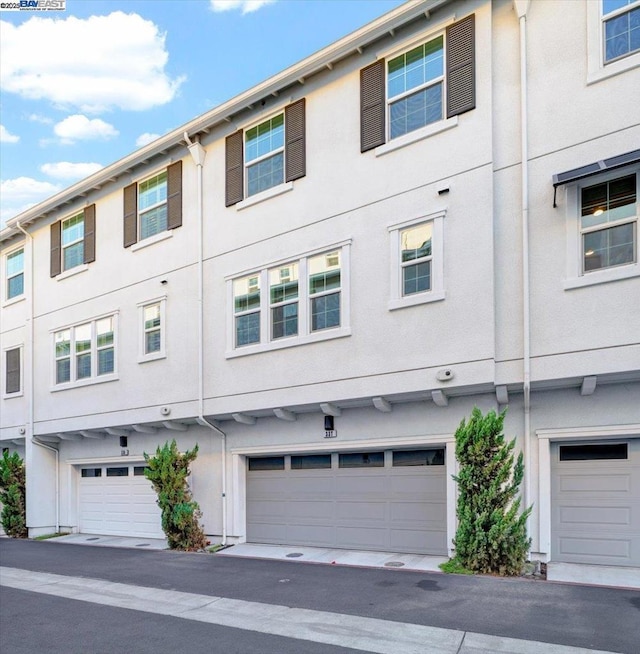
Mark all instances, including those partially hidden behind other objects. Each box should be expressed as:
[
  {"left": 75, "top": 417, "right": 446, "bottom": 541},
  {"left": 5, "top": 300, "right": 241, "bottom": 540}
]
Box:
[
  {"left": 144, "top": 440, "right": 207, "bottom": 551},
  {"left": 452, "top": 408, "right": 531, "bottom": 575},
  {"left": 0, "top": 450, "right": 28, "bottom": 538}
]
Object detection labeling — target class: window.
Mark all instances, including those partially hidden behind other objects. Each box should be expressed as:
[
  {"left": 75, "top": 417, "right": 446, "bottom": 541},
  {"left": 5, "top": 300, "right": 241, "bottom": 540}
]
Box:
[
  {"left": 123, "top": 161, "right": 182, "bottom": 248},
  {"left": 360, "top": 14, "right": 475, "bottom": 152},
  {"left": 393, "top": 449, "right": 445, "bottom": 466},
  {"left": 225, "top": 99, "right": 306, "bottom": 206},
  {"left": 50, "top": 205, "right": 95, "bottom": 278},
  {"left": 227, "top": 243, "right": 350, "bottom": 354},
  {"left": 81, "top": 468, "right": 102, "bottom": 478},
  {"left": 6, "top": 248, "right": 24, "bottom": 300},
  {"left": 133, "top": 466, "right": 150, "bottom": 476},
  {"left": 139, "top": 298, "right": 166, "bottom": 361},
  {"left": 339, "top": 452, "right": 384, "bottom": 468},
  {"left": 559, "top": 443, "right": 628, "bottom": 461},
  {"left": 389, "top": 212, "right": 445, "bottom": 310},
  {"left": 581, "top": 174, "right": 637, "bottom": 272},
  {"left": 248, "top": 456, "right": 285, "bottom": 471},
  {"left": 54, "top": 315, "right": 116, "bottom": 386},
  {"left": 602, "top": 0, "right": 640, "bottom": 63},
  {"left": 106, "top": 467, "right": 129, "bottom": 477},
  {"left": 4, "top": 347, "right": 21, "bottom": 396},
  {"left": 291, "top": 454, "right": 332, "bottom": 470}
]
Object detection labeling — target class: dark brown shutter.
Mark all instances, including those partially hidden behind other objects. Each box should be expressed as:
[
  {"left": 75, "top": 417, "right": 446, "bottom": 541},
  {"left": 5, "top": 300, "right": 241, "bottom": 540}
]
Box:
[
  {"left": 285, "top": 98, "right": 306, "bottom": 182},
  {"left": 6, "top": 348, "right": 21, "bottom": 394},
  {"left": 225, "top": 130, "right": 244, "bottom": 206},
  {"left": 360, "top": 60, "right": 386, "bottom": 152},
  {"left": 50, "top": 221, "right": 61, "bottom": 277},
  {"left": 446, "top": 14, "right": 475, "bottom": 118},
  {"left": 123, "top": 183, "right": 138, "bottom": 248},
  {"left": 83, "top": 204, "right": 96, "bottom": 264},
  {"left": 167, "top": 160, "right": 183, "bottom": 230}
]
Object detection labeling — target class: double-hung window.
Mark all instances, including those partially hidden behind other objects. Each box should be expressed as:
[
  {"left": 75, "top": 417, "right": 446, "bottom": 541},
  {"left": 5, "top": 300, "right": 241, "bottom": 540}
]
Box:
[
  {"left": 225, "top": 99, "right": 306, "bottom": 206},
  {"left": 138, "top": 298, "right": 166, "bottom": 361},
  {"left": 3, "top": 347, "right": 22, "bottom": 396},
  {"left": 54, "top": 316, "right": 116, "bottom": 386},
  {"left": 123, "top": 161, "right": 182, "bottom": 248},
  {"left": 228, "top": 243, "right": 351, "bottom": 355},
  {"left": 389, "top": 212, "right": 445, "bottom": 310},
  {"left": 581, "top": 174, "right": 637, "bottom": 273},
  {"left": 602, "top": 0, "right": 640, "bottom": 63},
  {"left": 50, "top": 205, "right": 95, "bottom": 278},
  {"left": 360, "top": 14, "right": 475, "bottom": 152},
  {"left": 6, "top": 248, "right": 24, "bottom": 300}
]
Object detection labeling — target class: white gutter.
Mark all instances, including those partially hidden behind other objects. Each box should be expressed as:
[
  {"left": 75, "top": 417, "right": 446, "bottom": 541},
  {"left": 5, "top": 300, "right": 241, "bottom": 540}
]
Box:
[
  {"left": 185, "top": 133, "right": 228, "bottom": 547},
  {"left": 514, "top": 0, "right": 532, "bottom": 538},
  {"left": 31, "top": 438, "right": 59, "bottom": 534}
]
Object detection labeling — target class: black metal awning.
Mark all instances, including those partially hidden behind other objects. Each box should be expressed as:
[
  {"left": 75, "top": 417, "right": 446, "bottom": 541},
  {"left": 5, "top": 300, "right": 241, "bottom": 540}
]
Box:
[{"left": 552, "top": 149, "right": 640, "bottom": 207}]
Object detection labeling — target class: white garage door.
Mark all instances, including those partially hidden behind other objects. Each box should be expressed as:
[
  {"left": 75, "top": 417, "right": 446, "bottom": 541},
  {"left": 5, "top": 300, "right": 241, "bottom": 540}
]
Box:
[
  {"left": 551, "top": 440, "right": 640, "bottom": 567},
  {"left": 247, "top": 449, "right": 447, "bottom": 555},
  {"left": 79, "top": 464, "right": 163, "bottom": 539}
]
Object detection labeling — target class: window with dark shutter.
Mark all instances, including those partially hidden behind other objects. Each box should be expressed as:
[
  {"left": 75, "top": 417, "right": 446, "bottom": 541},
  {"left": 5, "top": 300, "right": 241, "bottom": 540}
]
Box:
[
  {"left": 226, "top": 130, "right": 244, "bottom": 206},
  {"left": 50, "top": 221, "right": 61, "bottom": 278},
  {"left": 123, "top": 183, "right": 138, "bottom": 247},
  {"left": 446, "top": 14, "right": 475, "bottom": 118},
  {"left": 285, "top": 98, "right": 306, "bottom": 182},
  {"left": 6, "top": 348, "right": 21, "bottom": 394},
  {"left": 360, "top": 60, "right": 386, "bottom": 152},
  {"left": 167, "top": 161, "right": 183, "bottom": 230},
  {"left": 83, "top": 204, "right": 96, "bottom": 264}
]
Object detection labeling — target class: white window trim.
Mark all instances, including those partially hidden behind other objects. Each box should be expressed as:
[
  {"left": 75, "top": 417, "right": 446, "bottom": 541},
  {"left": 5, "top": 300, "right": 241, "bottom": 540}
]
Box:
[
  {"left": 244, "top": 112, "right": 286, "bottom": 200},
  {"left": 56, "top": 263, "right": 89, "bottom": 282},
  {"left": 226, "top": 241, "right": 352, "bottom": 358},
  {"left": 2, "top": 345, "right": 23, "bottom": 399},
  {"left": 137, "top": 168, "right": 169, "bottom": 242},
  {"left": 563, "top": 165, "right": 639, "bottom": 290},
  {"left": 587, "top": 0, "right": 640, "bottom": 85},
  {"left": 236, "top": 181, "right": 294, "bottom": 210},
  {"left": 388, "top": 210, "right": 446, "bottom": 310},
  {"left": 138, "top": 296, "right": 167, "bottom": 363},
  {"left": 61, "top": 212, "right": 85, "bottom": 272},
  {"left": 130, "top": 230, "right": 174, "bottom": 252},
  {"left": 50, "top": 312, "right": 119, "bottom": 390},
  {"left": 375, "top": 117, "right": 458, "bottom": 157},
  {"left": 4, "top": 246, "right": 25, "bottom": 303}
]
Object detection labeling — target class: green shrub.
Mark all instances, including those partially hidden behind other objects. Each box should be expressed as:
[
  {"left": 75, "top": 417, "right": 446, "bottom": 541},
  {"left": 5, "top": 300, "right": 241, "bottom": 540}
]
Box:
[
  {"left": 144, "top": 440, "right": 207, "bottom": 551},
  {"left": 452, "top": 408, "right": 531, "bottom": 576},
  {"left": 0, "top": 450, "right": 27, "bottom": 538}
]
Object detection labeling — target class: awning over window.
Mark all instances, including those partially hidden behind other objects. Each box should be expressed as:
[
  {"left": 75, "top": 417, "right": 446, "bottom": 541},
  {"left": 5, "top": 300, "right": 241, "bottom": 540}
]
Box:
[{"left": 552, "top": 149, "right": 640, "bottom": 207}]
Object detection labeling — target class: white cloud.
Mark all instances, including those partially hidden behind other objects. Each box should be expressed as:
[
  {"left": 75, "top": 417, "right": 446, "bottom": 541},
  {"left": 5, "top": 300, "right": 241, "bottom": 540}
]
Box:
[
  {"left": 0, "top": 176, "right": 61, "bottom": 226},
  {"left": 0, "top": 12, "right": 185, "bottom": 113},
  {"left": 136, "top": 132, "right": 161, "bottom": 147},
  {"left": 28, "top": 113, "right": 54, "bottom": 125},
  {"left": 53, "top": 115, "right": 118, "bottom": 144},
  {"left": 0, "top": 124, "right": 19, "bottom": 143},
  {"left": 40, "top": 162, "right": 103, "bottom": 180},
  {"left": 210, "top": 0, "right": 275, "bottom": 14}
]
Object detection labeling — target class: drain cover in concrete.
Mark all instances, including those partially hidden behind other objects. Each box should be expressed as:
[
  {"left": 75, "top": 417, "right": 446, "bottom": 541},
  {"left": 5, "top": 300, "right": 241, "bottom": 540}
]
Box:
[
  {"left": 384, "top": 561, "right": 405, "bottom": 568},
  {"left": 286, "top": 552, "right": 304, "bottom": 558},
  {"left": 86, "top": 537, "right": 100, "bottom": 541}
]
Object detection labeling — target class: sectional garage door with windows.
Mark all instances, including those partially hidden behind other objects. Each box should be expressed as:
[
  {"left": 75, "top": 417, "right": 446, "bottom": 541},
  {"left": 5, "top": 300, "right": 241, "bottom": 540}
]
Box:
[
  {"left": 246, "top": 448, "right": 447, "bottom": 555},
  {"left": 551, "top": 439, "right": 640, "bottom": 567},
  {"left": 78, "top": 464, "right": 163, "bottom": 539}
]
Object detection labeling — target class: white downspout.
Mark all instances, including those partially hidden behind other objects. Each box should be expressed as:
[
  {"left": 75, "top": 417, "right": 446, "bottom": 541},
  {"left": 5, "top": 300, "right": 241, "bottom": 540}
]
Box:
[
  {"left": 31, "top": 438, "right": 59, "bottom": 533},
  {"left": 514, "top": 0, "right": 532, "bottom": 539},
  {"left": 184, "top": 132, "right": 228, "bottom": 546}
]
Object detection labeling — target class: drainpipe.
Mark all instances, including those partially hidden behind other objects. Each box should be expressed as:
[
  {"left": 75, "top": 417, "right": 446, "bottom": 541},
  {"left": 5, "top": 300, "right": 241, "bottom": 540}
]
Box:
[
  {"left": 184, "top": 132, "right": 228, "bottom": 546},
  {"left": 514, "top": 0, "right": 532, "bottom": 538},
  {"left": 31, "top": 438, "right": 59, "bottom": 533}
]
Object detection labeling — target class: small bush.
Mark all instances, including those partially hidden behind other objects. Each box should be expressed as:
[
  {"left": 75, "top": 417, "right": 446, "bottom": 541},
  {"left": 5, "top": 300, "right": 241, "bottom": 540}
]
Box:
[
  {"left": 0, "top": 450, "right": 27, "bottom": 538},
  {"left": 144, "top": 440, "right": 207, "bottom": 551},
  {"left": 452, "top": 408, "right": 532, "bottom": 576}
]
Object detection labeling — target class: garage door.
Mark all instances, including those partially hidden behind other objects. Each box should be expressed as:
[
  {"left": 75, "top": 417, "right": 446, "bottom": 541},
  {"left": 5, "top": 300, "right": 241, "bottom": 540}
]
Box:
[
  {"left": 247, "top": 449, "right": 447, "bottom": 555},
  {"left": 79, "top": 464, "right": 163, "bottom": 539},
  {"left": 551, "top": 440, "right": 640, "bottom": 567}
]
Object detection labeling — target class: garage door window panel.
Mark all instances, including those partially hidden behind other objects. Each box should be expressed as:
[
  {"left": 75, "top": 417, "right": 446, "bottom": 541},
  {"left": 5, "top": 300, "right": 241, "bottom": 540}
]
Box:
[
  {"left": 248, "top": 456, "right": 285, "bottom": 471},
  {"left": 339, "top": 452, "right": 384, "bottom": 468},
  {"left": 81, "top": 468, "right": 102, "bottom": 478},
  {"left": 559, "top": 443, "right": 628, "bottom": 461},
  {"left": 107, "top": 467, "right": 129, "bottom": 477},
  {"left": 393, "top": 448, "right": 445, "bottom": 466},
  {"left": 291, "top": 454, "right": 332, "bottom": 470}
]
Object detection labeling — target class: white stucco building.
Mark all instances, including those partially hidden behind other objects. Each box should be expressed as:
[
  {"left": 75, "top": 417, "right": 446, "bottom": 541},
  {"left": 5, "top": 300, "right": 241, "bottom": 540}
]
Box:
[{"left": 1, "top": 0, "right": 639, "bottom": 585}]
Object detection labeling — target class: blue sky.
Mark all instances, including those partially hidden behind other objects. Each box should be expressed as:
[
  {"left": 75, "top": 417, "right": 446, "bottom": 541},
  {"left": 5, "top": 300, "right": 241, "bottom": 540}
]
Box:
[{"left": 0, "top": 0, "right": 404, "bottom": 227}]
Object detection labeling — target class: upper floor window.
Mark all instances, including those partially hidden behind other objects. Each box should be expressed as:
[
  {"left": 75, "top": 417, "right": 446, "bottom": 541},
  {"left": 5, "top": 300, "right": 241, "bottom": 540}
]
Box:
[
  {"left": 50, "top": 205, "right": 95, "bottom": 278},
  {"left": 603, "top": 0, "right": 640, "bottom": 63},
  {"left": 3, "top": 347, "right": 22, "bottom": 396},
  {"left": 123, "top": 161, "right": 182, "bottom": 248},
  {"left": 227, "top": 242, "right": 351, "bottom": 356},
  {"left": 6, "top": 248, "right": 24, "bottom": 300},
  {"left": 581, "top": 174, "right": 637, "bottom": 273},
  {"left": 138, "top": 298, "right": 166, "bottom": 362},
  {"left": 54, "top": 315, "right": 116, "bottom": 386},
  {"left": 360, "top": 14, "right": 475, "bottom": 152},
  {"left": 246, "top": 114, "right": 284, "bottom": 197},
  {"left": 389, "top": 211, "right": 446, "bottom": 310},
  {"left": 225, "top": 99, "right": 306, "bottom": 207}
]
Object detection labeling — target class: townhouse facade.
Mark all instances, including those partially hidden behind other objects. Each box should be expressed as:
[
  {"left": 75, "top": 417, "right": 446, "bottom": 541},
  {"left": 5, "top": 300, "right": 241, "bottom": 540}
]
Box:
[{"left": 1, "top": 0, "right": 639, "bottom": 582}]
